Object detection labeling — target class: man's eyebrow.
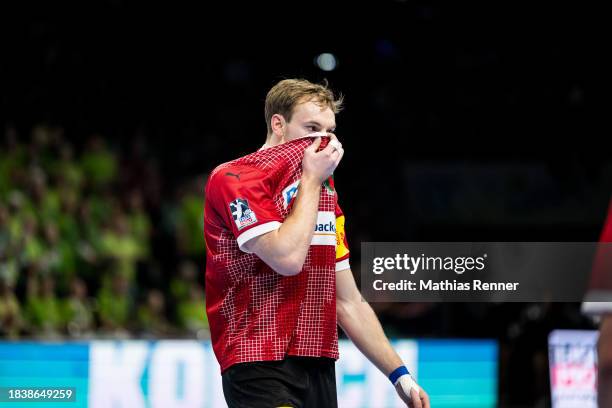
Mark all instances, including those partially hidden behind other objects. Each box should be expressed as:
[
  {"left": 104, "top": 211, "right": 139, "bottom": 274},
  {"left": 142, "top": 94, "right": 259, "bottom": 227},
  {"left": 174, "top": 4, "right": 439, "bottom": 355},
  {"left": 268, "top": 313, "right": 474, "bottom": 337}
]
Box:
[{"left": 304, "top": 121, "right": 336, "bottom": 130}]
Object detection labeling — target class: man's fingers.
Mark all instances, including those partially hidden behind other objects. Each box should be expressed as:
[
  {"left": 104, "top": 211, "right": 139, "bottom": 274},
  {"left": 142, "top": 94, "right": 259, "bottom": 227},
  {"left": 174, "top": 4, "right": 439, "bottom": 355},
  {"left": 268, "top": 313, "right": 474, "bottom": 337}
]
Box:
[
  {"left": 328, "top": 137, "right": 342, "bottom": 151},
  {"left": 306, "top": 137, "right": 322, "bottom": 152},
  {"left": 321, "top": 135, "right": 342, "bottom": 155},
  {"left": 420, "top": 389, "right": 430, "bottom": 408},
  {"left": 321, "top": 142, "right": 337, "bottom": 155},
  {"left": 334, "top": 147, "right": 344, "bottom": 166},
  {"left": 394, "top": 383, "right": 412, "bottom": 405},
  {"left": 338, "top": 148, "right": 344, "bottom": 160},
  {"left": 410, "top": 388, "right": 423, "bottom": 408},
  {"left": 330, "top": 149, "right": 341, "bottom": 163}
]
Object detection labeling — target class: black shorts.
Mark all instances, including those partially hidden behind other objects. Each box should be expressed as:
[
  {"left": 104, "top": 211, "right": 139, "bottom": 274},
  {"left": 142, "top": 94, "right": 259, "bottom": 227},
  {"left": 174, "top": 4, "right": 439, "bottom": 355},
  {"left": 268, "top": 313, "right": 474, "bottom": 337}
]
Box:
[{"left": 221, "top": 356, "right": 337, "bottom": 408}]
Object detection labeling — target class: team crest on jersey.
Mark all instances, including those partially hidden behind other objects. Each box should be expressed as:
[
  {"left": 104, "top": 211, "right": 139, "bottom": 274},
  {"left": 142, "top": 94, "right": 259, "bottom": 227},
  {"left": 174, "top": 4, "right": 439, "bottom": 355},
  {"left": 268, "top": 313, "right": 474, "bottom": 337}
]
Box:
[
  {"left": 282, "top": 180, "right": 300, "bottom": 209},
  {"left": 324, "top": 177, "right": 335, "bottom": 195},
  {"left": 229, "top": 198, "right": 258, "bottom": 230}
]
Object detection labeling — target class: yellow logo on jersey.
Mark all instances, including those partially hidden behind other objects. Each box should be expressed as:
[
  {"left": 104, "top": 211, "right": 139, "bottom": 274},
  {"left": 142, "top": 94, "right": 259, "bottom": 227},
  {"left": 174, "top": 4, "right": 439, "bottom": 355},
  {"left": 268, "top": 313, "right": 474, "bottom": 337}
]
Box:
[{"left": 336, "top": 215, "right": 349, "bottom": 259}]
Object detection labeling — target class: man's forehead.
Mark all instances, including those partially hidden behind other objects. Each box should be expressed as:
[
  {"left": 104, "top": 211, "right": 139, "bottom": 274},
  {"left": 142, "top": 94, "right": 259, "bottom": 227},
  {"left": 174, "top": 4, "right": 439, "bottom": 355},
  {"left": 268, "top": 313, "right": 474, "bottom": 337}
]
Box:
[{"left": 293, "top": 101, "right": 335, "bottom": 126}]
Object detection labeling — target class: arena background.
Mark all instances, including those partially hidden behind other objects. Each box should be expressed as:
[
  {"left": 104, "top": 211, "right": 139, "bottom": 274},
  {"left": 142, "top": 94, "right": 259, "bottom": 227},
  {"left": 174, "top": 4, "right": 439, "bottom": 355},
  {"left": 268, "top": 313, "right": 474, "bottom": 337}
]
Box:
[{"left": 0, "top": 3, "right": 608, "bottom": 407}]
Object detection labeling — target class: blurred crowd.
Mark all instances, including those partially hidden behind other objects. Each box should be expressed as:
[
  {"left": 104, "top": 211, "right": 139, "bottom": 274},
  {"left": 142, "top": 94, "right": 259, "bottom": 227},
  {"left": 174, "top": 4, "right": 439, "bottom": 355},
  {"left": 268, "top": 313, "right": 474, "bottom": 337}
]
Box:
[
  {"left": 0, "top": 123, "right": 603, "bottom": 405},
  {"left": 0, "top": 124, "right": 209, "bottom": 340}
]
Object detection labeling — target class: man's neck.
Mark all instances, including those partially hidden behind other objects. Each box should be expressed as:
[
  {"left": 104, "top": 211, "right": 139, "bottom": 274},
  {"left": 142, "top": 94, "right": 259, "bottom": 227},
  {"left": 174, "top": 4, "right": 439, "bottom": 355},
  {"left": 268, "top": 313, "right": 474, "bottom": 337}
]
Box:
[{"left": 262, "top": 134, "right": 285, "bottom": 150}]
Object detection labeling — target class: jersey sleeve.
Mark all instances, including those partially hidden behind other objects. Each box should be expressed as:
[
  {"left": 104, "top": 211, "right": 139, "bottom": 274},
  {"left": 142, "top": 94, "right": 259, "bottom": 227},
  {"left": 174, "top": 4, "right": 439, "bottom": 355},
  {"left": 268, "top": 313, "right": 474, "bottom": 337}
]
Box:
[
  {"left": 335, "top": 199, "right": 350, "bottom": 272},
  {"left": 207, "top": 165, "right": 283, "bottom": 253},
  {"left": 582, "top": 198, "right": 612, "bottom": 315}
]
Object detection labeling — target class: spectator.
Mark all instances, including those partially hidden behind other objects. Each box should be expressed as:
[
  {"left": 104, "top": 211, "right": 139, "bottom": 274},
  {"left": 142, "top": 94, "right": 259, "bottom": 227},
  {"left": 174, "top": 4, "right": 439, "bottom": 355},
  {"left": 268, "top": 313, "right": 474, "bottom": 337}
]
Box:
[
  {"left": 170, "top": 260, "right": 198, "bottom": 302},
  {"left": 177, "top": 284, "right": 209, "bottom": 338},
  {"left": 97, "top": 271, "right": 132, "bottom": 337},
  {"left": 137, "top": 289, "right": 172, "bottom": 338},
  {"left": 80, "top": 135, "right": 118, "bottom": 187},
  {"left": 175, "top": 177, "right": 206, "bottom": 257},
  {"left": 126, "top": 189, "right": 152, "bottom": 258},
  {"left": 41, "top": 223, "right": 76, "bottom": 291},
  {"left": 25, "top": 274, "right": 63, "bottom": 339},
  {"left": 98, "top": 212, "right": 143, "bottom": 281},
  {"left": 0, "top": 277, "right": 22, "bottom": 339},
  {"left": 63, "top": 277, "right": 95, "bottom": 339}
]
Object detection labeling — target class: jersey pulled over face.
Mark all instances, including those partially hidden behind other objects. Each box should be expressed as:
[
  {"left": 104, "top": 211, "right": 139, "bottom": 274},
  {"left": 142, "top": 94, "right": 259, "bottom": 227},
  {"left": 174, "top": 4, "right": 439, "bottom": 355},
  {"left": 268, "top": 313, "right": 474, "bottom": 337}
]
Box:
[
  {"left": 271, "top": 100, "right": 337, "bottom": 146},
  {"left": 204, "top": 136, "right": 350, "bottom": 372}
]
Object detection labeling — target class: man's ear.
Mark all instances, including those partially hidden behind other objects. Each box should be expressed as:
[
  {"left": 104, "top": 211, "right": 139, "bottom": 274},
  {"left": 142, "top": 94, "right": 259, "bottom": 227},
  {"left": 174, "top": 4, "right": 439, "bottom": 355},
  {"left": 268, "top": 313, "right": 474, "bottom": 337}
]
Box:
[{"left": 270, "top": 114, "right": 286, "bottom": 138}]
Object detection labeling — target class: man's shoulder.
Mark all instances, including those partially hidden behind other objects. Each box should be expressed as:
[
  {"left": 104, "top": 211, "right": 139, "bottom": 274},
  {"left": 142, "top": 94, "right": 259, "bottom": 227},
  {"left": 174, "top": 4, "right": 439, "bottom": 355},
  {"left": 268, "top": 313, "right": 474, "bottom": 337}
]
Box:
[
  {"left": 209, "top": 145, "right": 294, "bottom": 183},
  {"left": 207, "top": 156, "right": 268, "bottom": 192},
  {"left": 210, "top": 160, "right": 252, "bottom": 178},
  {"left": 209, "top": 148, "right": 254, "bottom": 172},
  {"left": 210, "top": 147, "right": 274, "bottom": 175}
]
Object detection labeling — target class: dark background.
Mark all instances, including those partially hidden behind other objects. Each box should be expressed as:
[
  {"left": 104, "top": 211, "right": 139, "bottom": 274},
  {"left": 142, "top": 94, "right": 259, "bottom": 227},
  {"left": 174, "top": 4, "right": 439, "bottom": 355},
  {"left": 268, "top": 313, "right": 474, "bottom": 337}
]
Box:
[{"left": 1, "top": 3, "right": 608, "bottom": 406}]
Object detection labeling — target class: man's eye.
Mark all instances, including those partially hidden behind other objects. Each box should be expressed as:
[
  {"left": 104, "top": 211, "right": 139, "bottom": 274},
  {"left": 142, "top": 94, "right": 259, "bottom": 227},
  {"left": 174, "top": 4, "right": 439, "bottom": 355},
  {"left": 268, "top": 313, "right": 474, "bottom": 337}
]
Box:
[{"left": 306, "top": 126, "right": 316, "bottom": 131}]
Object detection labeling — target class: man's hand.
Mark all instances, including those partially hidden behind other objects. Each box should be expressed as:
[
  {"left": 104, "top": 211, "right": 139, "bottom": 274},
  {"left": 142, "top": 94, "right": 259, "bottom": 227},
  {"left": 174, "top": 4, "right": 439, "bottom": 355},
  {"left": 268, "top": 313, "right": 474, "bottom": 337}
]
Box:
[
  {"left": 241, "top": 134, "right": 344, "bottom": 276},
  {"left": 302, "top": 134, "right": 344, "bottom": 184},
  {"left": 394, "top": 375, "right": 430, "bottom": 408}
]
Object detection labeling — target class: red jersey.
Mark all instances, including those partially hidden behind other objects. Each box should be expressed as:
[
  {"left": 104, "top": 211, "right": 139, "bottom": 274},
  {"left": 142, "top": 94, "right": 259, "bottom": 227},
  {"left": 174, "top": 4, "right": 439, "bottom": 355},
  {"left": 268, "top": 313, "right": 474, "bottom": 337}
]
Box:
[
  {"left": 204, "top": 137, "right": 350, "bottom": 372},
  {"left": 583, "top": 198, "right": 612, "bottom": 315},
  {"left": 600, "top": 200, "right": 612, "bottom": 242}
]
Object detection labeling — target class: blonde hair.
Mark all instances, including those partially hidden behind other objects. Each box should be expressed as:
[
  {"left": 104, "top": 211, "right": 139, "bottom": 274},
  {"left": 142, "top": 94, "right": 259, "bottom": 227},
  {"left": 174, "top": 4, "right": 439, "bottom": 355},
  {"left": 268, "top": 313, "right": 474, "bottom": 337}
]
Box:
[{"left": 265, "top": 79, "right": 343, "bottom": 134}]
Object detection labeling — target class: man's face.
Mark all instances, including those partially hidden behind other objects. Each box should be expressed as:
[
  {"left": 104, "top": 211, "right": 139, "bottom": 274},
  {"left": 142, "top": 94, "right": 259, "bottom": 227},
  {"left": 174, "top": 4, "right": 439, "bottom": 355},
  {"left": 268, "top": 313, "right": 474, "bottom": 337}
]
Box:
[{"left": 283, "top": 100, "right": 336, "bottom": 141}]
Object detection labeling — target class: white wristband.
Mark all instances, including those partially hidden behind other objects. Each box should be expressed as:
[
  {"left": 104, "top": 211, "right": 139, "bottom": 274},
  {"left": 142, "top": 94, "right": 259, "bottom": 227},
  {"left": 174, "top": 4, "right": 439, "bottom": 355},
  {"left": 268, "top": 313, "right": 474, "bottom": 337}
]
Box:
[{"left": 396, "top": 374, "right": 419, "bottom": 396}]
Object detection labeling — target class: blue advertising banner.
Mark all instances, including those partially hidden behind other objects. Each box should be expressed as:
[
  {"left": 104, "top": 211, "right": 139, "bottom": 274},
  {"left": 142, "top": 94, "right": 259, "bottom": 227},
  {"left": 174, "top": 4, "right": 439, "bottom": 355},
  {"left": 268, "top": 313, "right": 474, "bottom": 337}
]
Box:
[{"left": 0, "top": 339, "right": 497, "bottom": 408}]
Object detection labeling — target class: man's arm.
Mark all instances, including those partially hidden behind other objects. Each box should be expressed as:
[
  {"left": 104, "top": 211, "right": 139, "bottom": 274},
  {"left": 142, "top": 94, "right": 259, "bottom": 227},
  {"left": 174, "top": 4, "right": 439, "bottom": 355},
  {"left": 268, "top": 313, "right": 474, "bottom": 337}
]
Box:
[
  {"left": 243, "top": 136, "right": 343, "bottom": 276},
  {"left": 599, "top": 315, "right": 612, "bottom": 407},
  {"left": 336, "top": 268, "right": 430, "bottom": 408},
  {"left": 243, "top": 174, "right": 321, "bottom": 276}
]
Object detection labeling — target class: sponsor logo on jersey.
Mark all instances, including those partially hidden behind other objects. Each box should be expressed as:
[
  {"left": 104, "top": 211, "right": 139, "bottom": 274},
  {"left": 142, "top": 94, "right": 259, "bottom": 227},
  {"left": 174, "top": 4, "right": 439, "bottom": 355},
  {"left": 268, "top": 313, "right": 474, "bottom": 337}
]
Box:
[
  {"left": 315, "top": 221, "right": 336, "bottom": 232},
  {"left": 225, "top": 171, "right": 242, "bottom": 180},
  {"left": 323, "top": 176, "right": 335, "bottom": 195},
  {"left": 311, "top": 211, "right": 336, "bottom": 246},
  {"left": 282, "top": 180, "right": 300, "bottom": 209},
  {"left": 336, "top": 215, "right": 349, "bottom": 259},
  {"left": 229, "top": 198, "right": 258, "bottom": 230}
]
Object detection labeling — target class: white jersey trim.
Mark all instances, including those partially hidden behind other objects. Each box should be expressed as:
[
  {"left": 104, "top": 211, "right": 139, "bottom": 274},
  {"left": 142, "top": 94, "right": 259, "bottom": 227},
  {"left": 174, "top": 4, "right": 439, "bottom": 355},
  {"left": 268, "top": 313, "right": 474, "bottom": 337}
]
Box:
[
  {"left": 237, "top": 221, "right": 282, "bottom": 253},
  {"left": 336, "top": 259, "right": 350, "bottom": 272},
  {"left": 582, "top": 290, "right": 612, "bottom": 315}
]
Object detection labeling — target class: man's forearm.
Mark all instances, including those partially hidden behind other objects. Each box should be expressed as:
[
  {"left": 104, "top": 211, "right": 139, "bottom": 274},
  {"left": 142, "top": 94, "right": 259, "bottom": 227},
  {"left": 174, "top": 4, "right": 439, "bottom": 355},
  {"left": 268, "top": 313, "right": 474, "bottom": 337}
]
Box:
[
  {"left": 244, "top": 175, "right": 321, "bottom": 275},
  {"left": 275, "top": 175, "right": 321, "bottom": 263},
  {"left": 599, "top": 315, "right": 612, "bottom": 407},
  {"left": 337, "top": 298, "right": 404, "bottom": 376}
]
